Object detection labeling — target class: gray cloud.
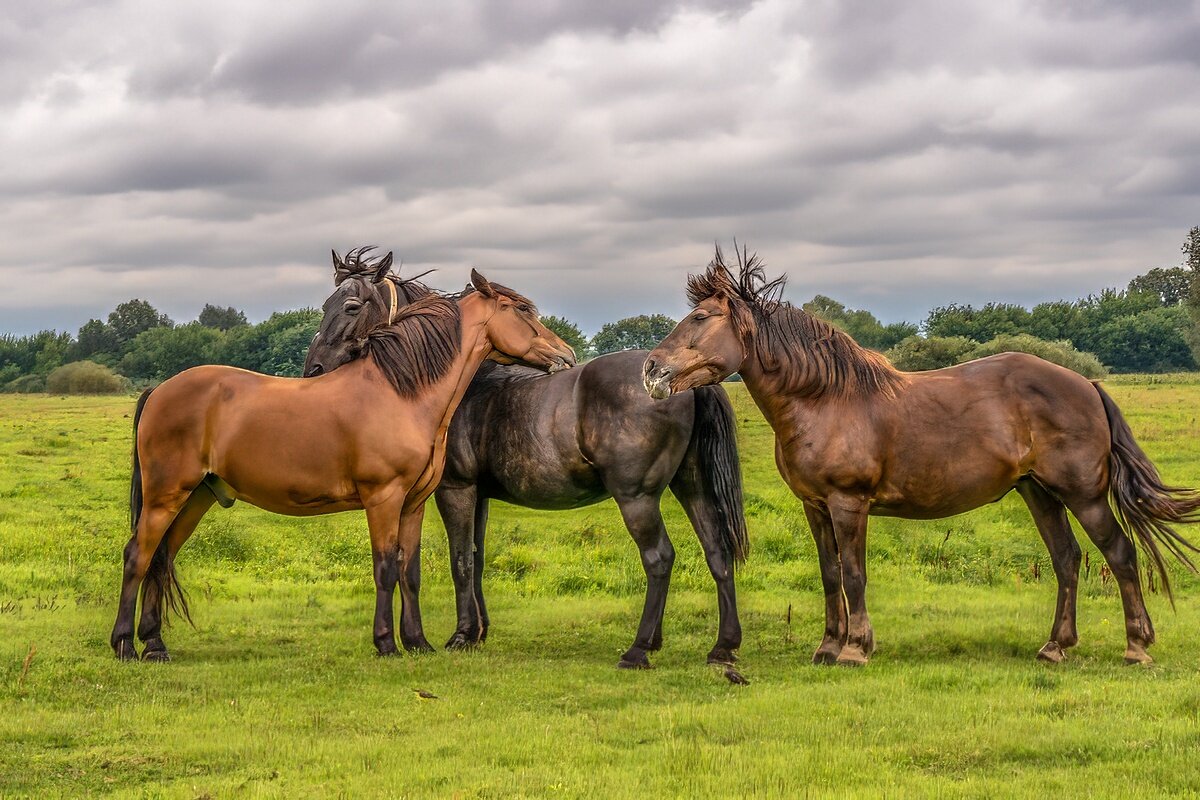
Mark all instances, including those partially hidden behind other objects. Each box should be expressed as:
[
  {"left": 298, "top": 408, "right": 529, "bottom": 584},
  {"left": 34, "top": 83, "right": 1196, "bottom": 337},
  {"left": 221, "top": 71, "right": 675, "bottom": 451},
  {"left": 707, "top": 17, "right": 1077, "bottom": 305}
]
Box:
[{"left": 1, "top": 0, "right": 1199, "bottom": 337}]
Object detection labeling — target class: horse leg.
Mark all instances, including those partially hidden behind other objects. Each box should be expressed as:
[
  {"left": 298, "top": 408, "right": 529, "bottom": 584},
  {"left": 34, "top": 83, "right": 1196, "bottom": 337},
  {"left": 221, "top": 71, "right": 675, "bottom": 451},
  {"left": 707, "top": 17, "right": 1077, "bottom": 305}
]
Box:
[
  {"left": 613, "top": 493, "right": 675, "bottom": 670},
  {"left": 397, "top": 503, "right": 434, "bottom": 653},
  {"left": 436, "top": 486, "right": 485, "bottom": 649},
  {"left": 137, "top": 487, "right": 216, "bottom": 662},
  {"left": 472, "top": 496, "right": 491, "bottom": 641},
  {"left": 1016, "top": 480, "right": 1082, "bottom": 663},
  {"left": 803, "top": 501, "right": 848, "bottom": 665},
  {"left": 828, "top": 495, "right": 873, "bottom": 666},
  {"left": 364, "top": 495, "right": 404, "bottom": 656},
  {"left": 669, "top": 481, "right": 742, "bottom": 666},
  {"left": 110, "top": 496, "right": 189, "bottom": 661},
  {"left": 1066, "top": 495, "right": 1156, "bottom": 664}
]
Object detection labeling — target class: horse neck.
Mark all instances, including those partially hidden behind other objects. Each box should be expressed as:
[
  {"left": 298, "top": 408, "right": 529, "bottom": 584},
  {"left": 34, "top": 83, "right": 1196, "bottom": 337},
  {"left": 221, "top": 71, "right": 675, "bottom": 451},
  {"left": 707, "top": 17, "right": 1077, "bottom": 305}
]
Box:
[
  {"left": 409, "top": 296, "right": 497, "bottom": 437},
  {"left": 735, "top": 311, "right": 900, "bottom": 424}
]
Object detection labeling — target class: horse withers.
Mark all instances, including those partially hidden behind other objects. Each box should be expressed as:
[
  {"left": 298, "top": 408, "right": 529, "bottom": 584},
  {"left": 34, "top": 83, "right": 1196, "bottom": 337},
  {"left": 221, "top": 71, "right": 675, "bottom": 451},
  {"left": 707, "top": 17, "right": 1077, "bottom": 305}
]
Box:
[
  {"left": 644, "top": 245, "right": 1200, "bottom": 666},
  {"left": 305, "top": 256, "right": 750, "bottom": 675},
  {"left": 111, "top": 253, "right": 574, "bottom": 661}
]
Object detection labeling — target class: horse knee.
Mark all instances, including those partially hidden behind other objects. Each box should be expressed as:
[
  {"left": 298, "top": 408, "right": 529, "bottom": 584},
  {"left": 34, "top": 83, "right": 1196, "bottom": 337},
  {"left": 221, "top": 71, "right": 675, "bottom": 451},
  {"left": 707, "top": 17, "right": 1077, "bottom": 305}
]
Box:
[{"left": 642, "top": 542, "right": 675, "bottom": 579}]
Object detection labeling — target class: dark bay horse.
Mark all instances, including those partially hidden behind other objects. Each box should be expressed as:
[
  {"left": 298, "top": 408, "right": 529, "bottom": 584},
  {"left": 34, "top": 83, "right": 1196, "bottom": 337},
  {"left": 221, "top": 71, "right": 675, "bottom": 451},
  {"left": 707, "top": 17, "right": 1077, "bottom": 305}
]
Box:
[
  {"left": 644, "top": 246, "right": 1200, "bottom": 666},
  {"left": 304, "top": 260, "right": 749, "bottom": 672},
  {"left": 111, "top": 259, "right": 574, "bottom": 661}
]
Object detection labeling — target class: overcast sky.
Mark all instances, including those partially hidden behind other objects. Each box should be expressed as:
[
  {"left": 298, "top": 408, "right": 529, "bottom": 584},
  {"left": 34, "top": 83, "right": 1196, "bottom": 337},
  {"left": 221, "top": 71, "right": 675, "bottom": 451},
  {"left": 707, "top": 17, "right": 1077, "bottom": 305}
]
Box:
[{"left": 2, "top": 0, "right": 1199, "bottom": 336}]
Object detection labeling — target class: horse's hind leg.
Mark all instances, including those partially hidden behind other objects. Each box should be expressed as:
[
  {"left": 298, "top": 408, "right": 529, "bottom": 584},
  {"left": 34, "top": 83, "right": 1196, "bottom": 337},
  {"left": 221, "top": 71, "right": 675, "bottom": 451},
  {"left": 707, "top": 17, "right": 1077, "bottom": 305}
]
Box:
[
  {"left": 1016, "top": 480, "right": 1082, "bottom": 663},
  {"left": 110, "top": 493, "right": 191, "bottom": 661},
  {"left": 613, "top": 493, "right": 675, "bottom": 670},
  {"left": 1066, "top": 495, "right": 1156, "bottom": 664},
  {"left": 137, "top": 487, "right": 216, "bottom": 662},
  {"left": 435, "top": 485, "right": 487, "bottom": 650},
  {"left": 669, "top": 481, "right": 742, "bottom": 666}
]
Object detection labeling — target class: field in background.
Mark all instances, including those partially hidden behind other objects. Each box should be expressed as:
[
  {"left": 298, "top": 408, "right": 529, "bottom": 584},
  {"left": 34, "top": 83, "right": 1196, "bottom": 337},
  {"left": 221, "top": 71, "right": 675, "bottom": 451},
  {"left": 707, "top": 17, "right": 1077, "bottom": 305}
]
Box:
[{"left": 2, "top": 381, "right": 1200, "bottom": 797}]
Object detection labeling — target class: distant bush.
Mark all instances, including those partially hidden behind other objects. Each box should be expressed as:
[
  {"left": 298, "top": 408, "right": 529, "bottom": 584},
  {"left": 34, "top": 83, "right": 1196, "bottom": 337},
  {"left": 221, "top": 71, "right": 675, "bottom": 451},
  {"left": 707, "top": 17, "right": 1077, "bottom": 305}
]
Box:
[
  {"left": 46, "top": 361, "right": 129, "bottom": 394},
  {"left": 886, "top": 336, "right": 975, "bottom": 371},
  {"left": 3, "top": 373, "right": 46, "bottom": 393},
  {"left": 964, "top": 334, "right": 1108, "bottom": 379}
]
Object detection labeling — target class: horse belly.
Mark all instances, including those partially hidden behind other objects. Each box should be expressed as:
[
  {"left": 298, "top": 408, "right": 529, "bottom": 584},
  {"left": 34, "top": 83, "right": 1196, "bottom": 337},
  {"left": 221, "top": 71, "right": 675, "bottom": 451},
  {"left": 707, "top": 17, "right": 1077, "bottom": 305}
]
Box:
[{"left": 873, "top": 458, "right": 1020, "bottom": 519}]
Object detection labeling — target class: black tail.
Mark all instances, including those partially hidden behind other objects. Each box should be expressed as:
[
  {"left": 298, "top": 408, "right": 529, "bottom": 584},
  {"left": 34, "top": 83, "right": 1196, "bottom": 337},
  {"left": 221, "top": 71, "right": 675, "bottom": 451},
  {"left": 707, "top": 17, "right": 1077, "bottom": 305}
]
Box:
[
  {"left": 130, "top": 388, "right": 192, "bottom": 626},
  {"left": 1095, "top": 382, "right": 1200, "bottom": 603},
  {"left": 687, "top": 385, "right": 750, "bottom": 564}
]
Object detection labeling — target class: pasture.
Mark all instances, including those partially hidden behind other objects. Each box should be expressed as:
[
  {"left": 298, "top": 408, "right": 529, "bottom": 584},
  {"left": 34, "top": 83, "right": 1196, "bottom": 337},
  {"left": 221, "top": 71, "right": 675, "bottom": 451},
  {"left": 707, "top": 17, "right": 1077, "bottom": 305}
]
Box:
[{"left": 2, "top": 380, "right": 1200, "bottom": 798}]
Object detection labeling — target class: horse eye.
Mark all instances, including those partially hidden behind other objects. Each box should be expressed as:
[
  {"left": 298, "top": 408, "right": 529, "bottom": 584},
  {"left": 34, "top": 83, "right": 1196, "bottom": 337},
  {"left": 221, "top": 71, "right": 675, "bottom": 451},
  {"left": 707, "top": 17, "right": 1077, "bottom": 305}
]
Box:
[{"left": 344, "top": 301, "right": 363, "bottom": 314}]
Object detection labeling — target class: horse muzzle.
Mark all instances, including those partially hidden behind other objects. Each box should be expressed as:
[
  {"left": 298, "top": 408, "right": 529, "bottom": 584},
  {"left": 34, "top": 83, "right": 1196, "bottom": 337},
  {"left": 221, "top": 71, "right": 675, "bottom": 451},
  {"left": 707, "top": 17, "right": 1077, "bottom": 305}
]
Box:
[{"left": 642, "top": 358, "right": 674, "bottom": 400}]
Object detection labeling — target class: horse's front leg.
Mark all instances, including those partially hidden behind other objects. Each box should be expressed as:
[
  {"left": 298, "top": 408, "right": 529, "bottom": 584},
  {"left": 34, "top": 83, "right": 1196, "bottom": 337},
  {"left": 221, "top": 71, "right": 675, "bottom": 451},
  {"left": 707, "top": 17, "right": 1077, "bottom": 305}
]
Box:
[
  {"left": 827, "top": 495, "right": 873, "bottom": 666},
  {"left": 364, "top": 494, "right": 404, "bottom": 656},
  {"left": 397, "top": 503, "right": 434, "bottom": 653},
  {"left": 803, "top": 501, "right": 848, "bottom": 665}
]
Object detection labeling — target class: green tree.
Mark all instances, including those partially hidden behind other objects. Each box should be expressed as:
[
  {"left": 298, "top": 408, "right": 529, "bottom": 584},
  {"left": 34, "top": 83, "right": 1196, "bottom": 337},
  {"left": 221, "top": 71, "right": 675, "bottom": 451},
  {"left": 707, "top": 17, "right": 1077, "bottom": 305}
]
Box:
[
  {"left": 71, "top": 319, "right": 120, "bottom": 363},
  {"left": 1128, "top": 267, "right": 1190, "bottom": 306},
  {"left": 108, "top": 299, "right": 172, "bottom": 346},
  {"left": 216, "top": 309, "right": 322, "bottom": 375},
  {"left": 923, "top": 303, "right": 1032, "bottom": 342},
  {"left": 803, "top": 295, "right": 917, "bottom": 351},
  {"left": 1090, "top": 306, "right": 1195, "bottom": 373},
  {"left": 198, "top": 304, "right": 249, "bottom": 330},
  {"left": 118, "top": 323, "right": 223, "bottom": 381},
  {"left": 540, "top": 315, "right": 589, "bottom": 359},
  {"left": 591, "top": 314, "right": 677, "bottom": 355}
]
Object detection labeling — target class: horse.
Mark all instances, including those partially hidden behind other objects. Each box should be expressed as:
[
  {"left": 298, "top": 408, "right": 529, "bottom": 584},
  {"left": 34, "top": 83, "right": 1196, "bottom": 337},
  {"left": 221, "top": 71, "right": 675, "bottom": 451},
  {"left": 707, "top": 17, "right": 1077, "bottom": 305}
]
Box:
[
  {"left": 643, "top": 245, "right": 1200, "bottom": 666},
  {"left": 304, "top": 261, "right": 750, "bottom": 673},
  {"left": 110, "top": 251, "right": 575, "bottom": 661}
]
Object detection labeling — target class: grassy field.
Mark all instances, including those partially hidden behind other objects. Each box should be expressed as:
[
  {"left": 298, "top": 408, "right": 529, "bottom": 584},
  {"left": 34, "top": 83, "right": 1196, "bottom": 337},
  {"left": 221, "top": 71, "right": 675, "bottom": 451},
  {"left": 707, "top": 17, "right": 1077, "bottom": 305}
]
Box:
[{"left": 3, "top": 379, "right": 1200, "bottom": 798}]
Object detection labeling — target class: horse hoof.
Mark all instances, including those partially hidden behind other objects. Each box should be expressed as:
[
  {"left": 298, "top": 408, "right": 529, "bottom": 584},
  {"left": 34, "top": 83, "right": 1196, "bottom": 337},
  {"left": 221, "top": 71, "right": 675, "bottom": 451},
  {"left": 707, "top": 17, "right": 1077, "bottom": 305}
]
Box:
[
  {"left": 617, "top": 649, "right": 652, "bottom": 670},
  {"left": 404, "top": 640, "right": 436, "bottom": 655},
  {"left": 113, "top": 638, "right": 138, "bottom": 662},
  {"left": 1036, "top": 641, "right": 1065, "bottom": 664},
  {"left": 812, "top": 647, "right": 841, "bottom": 666},
  {"left": 1124, "top": 646, "right": 1153, "bottom": 666},
  {"left": 444, "top": 633, "right": 478, "bottom": 651},
  {"left": 707, "top": 647, "right": 739, "bottom": 666},
  {"left": 141, "top": 647, "right": 171, "bottom": 663},
  {"left": 836, "top": 646, "right": 869, "bottom": 667}
]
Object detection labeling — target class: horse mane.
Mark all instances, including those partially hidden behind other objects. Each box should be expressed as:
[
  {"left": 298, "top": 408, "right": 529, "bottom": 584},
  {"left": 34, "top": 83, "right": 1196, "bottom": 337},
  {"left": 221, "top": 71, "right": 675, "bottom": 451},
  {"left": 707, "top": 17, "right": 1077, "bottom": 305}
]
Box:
[
  {"left": 363, "top": 294, "right": 462, "bottom": 397},
  {"left": 687, "top": 244, "right": 905, "bottom": 399}
]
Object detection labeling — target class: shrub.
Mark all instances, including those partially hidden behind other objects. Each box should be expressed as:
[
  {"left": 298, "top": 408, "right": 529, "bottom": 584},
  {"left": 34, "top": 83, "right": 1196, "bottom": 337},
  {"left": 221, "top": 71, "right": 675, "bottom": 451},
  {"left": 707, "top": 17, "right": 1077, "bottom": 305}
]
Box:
[
  {"left": 3, "top": 373, "right": 46, "bottom": 393},
  {"left": 46, "top": 361, "right": 129, "bottom": 394},
  {"left": 964, "top": 334, "right": 1108, "bottom": 379},
  {"left": 885, "top": 336, "right": 976, "bottom": 371}
]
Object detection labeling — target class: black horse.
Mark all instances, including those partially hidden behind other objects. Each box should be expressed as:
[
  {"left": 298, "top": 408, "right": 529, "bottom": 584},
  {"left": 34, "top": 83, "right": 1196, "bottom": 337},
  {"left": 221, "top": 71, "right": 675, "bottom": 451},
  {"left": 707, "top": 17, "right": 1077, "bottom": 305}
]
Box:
[{"left": 304, "top": 251, "right": 749, "bottom": 671}]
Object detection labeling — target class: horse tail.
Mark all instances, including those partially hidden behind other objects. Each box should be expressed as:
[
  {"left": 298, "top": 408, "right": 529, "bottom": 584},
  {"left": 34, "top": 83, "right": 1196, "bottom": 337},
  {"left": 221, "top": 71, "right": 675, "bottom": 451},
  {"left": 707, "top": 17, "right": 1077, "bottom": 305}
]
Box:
[
  {"left": 130, "top": 387, "right": 153, "bottom": 535},
  {"left": 1095, "top": 382, "right": 1200, "bottom": 603},
  {"left": 687, "top": 385, "right": 749, "bottom": 564},
  {"left": 130, "top": 387, "right": 192, "bottom": 626}
]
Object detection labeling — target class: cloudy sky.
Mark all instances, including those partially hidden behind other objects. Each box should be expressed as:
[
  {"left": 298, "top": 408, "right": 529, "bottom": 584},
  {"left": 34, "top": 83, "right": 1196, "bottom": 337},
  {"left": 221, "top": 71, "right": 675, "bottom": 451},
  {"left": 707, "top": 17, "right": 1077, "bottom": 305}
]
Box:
[{"left": 2, "top": 0, "right": 1199, "bottom": 336}]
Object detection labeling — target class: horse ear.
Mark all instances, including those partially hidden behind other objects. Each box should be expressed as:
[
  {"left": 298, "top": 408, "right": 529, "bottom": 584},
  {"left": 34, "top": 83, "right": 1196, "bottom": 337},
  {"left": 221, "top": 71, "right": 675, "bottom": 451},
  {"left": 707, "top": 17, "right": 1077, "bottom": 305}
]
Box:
[
  {"left": 372, "top": 251, "right": 393, "bottom": 283},
  {"left": 470, "top": 268, "right": 497, "bottom": 298},
  {"left": 333, "top": 250, "right": 351, "bottom": 286}
]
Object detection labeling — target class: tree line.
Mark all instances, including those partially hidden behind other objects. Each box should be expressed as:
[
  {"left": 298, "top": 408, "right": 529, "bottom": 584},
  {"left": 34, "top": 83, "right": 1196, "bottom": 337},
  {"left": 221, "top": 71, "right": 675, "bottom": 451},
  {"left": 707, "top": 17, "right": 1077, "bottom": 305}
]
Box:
[{"left": 3, "top": 227, "right": 1198, "bottom": 392}]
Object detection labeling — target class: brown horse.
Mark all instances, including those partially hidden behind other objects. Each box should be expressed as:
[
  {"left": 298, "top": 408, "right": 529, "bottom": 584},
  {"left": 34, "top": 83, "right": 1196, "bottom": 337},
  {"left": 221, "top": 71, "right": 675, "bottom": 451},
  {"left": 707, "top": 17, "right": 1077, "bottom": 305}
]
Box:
[
  {"left": 111, "top": 257, "right": 574, "bottom": 661},
  {"left": 644, "top": 246, "right": 1200, "bottom": 666}
]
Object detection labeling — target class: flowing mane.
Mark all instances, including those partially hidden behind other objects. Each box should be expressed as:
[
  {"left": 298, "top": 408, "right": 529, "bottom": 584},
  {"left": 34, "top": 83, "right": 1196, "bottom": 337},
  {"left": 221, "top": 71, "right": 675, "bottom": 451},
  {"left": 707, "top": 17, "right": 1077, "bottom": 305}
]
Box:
[
  {"left": 363, "top": 295, "right": 462, "bottom": 397},
  {"left": 687, "top": 245, "right": 906, "bottom": 399}
]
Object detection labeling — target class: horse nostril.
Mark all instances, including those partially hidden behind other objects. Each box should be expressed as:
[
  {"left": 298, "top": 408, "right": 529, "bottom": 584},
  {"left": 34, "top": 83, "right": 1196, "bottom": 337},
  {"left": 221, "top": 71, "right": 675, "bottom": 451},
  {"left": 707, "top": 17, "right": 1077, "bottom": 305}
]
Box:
[{"left": 645, "top": 359, "right": 657, "bottom": 375}]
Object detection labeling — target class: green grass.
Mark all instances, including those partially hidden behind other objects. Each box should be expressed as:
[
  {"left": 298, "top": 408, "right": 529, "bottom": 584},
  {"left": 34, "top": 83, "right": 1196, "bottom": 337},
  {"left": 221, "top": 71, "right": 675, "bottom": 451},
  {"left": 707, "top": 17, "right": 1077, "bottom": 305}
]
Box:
[{"left": 2, "top": 382, "right": 1200, "bottom": 798}]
